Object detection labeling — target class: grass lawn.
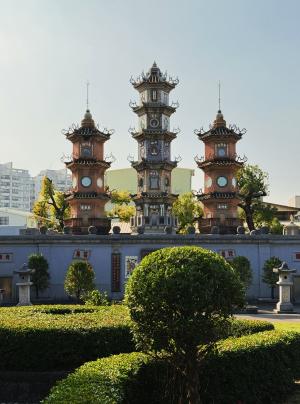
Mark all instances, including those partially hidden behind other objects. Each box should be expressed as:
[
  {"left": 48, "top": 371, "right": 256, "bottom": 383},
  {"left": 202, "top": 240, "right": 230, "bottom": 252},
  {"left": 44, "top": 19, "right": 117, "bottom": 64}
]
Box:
[{"left": 272, "top": 321, "right": 300, "bottom": 332}]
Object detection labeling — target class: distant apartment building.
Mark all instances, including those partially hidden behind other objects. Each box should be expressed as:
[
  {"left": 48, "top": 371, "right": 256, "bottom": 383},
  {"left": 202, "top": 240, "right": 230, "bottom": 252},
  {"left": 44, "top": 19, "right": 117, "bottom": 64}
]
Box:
[
  {"left": 34, "top": 169, "right": 72, "bottom": 200},
  {"left": 288, "top": 196, "right": 300, "bottom": 209},
  {"left": 0, "top": 163, "right": 35, "bottom": 211}
]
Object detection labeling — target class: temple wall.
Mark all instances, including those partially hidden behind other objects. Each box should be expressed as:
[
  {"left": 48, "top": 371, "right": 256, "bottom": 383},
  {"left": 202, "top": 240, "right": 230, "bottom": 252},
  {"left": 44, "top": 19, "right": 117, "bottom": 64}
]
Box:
[{"left": 1, "top": 234, "right": 300, "bottom": 302}]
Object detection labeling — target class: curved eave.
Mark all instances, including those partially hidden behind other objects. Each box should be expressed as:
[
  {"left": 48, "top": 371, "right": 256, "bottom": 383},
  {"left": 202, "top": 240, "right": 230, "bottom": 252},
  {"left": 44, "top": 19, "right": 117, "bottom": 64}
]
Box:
[
  {"left": 132, "top": 104, "right": 176, "bottom": 116},
  {"left": 133, "top": 81, "right": 176, "bottom": 92},
  {"left": 196, "top": 160, "right": 244, "bottom": 169},
  {"left": 131, "top": 160, "right": 177, "bottom": 171},
  {"left": 197, "top": 131, "right": 242, "bottom": 142},
  {"left": 131, "top": 130, "right": 177, "bottom": 141},
  {"left": 65, "top": 131, "right": 110, "bottom": 143},
  {"left": 65, "top": 160, "right": 111, "bottom": 169}
]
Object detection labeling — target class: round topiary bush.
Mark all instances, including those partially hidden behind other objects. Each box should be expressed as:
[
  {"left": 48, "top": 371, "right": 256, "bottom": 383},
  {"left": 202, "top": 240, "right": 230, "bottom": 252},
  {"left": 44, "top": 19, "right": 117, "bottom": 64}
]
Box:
[
  {"left": 64, "top": 260, "right": 95, "bottom": 301},
  {"left": 125, "top": 246, "right": 244, "bottom": 403}
]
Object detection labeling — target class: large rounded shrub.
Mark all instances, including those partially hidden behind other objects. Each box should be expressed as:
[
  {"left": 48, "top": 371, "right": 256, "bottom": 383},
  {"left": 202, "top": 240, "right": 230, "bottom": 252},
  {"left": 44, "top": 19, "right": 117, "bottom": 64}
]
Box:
[{"left": 125, "top": 246, "right": 244, "bottom": 403}]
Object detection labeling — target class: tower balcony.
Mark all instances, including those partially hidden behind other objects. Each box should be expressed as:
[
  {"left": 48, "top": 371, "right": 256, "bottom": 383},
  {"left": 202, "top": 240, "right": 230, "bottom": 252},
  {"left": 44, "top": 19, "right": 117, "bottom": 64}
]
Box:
[
  {"left": 64, "top": 217, "right": 111, "bottom": 235},
  {"left": 198, "top": 217, "right": 243, "bottom": 235}
]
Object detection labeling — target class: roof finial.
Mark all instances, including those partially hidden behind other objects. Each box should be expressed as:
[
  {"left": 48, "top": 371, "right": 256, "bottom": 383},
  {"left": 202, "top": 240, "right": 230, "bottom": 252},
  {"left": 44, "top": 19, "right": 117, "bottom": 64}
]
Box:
[
  {"left": 86, "top": 81, "right": 90, "bottom": 110},
  {"left": 218, "top": 80, "right": 221, "bottom": 112}
]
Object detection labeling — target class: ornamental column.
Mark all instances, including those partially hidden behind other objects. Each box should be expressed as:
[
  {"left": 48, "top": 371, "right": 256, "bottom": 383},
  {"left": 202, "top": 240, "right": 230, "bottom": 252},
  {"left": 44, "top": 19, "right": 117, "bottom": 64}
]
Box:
[
  {"left": 63, "top": 109, "right": 113, "bottom": 235},
  {"left": 129, "top": 62, "right": 180, "bottom": 234}
]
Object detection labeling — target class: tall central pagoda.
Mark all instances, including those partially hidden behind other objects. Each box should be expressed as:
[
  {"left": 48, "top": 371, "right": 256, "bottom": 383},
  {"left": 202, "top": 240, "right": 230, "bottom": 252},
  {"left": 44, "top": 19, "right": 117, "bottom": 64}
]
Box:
[{"left": 129, "top": 62, "right": 179, "bottom": 233}]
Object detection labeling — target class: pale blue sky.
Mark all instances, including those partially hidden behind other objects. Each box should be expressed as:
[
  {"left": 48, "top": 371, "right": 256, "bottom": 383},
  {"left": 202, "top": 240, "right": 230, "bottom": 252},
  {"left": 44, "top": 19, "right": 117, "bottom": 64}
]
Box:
[{"left": 0, "top": 0, "right": 299, "bottom": 204}]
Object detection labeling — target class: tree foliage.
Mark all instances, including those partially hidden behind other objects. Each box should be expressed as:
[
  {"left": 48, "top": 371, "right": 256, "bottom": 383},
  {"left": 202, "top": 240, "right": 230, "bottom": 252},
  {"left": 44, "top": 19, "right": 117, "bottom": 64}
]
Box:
[
  {"left": 28, "top": 253, "right": 50, "bottom": 299},
  {"left": 262, "top": 256, "right": 282, "bottom": 299},
  {"left": 237, "top": 165, "right": 269, "bottom": 231},
  {"left": 172, "top": 192, "right": 203, "bottom": 233},
  {"left": 33, "top": 177, "right": 70, "bottom": 231},
  {"left": 64, "top": 261, "right": 95, "bottom": 300},
  {"left": 107, "top": 190, "right": 136, "bottom": 223},
  {"left": 230, "top": 256, "right": 252, "bottom": 289},
  {"left": 125, "top": 246, "right": 244, "bottom": 403}
]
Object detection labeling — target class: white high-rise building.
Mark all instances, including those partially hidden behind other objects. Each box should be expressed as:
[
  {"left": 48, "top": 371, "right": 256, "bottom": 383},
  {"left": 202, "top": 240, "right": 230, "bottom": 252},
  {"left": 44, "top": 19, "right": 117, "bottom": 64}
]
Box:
[
  {"left": 34, "top": 169, "right": 72, "bottom": 200},
  {"left": 0, "top": 163, "right": 35, "bottom": 211}
]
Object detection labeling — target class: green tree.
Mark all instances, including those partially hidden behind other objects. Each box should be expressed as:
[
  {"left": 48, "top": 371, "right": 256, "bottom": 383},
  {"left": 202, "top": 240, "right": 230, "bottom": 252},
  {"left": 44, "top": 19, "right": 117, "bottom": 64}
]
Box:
[
  {"left": 230, "top": 256, "right": 252, "bottom": 290},
  {"left": 107, "top": 190, "right": 136, "bottom": 223},
  {"left": 237, "top": 165, "right": 269, "bottom": 231},
  {"left": 33, "top": 177, "right": 70, "bottom": 231},
  {"left": 252, "top": 202, "right": 278, "bottom": 228},
  {"left": 262, "top": 256, "right": 282, "bottom": 299},
  {"left": 269, "top": 217, "right": 284, "bottom": 235},
  {"left": 125, "top": 246, "right": 244, "bottom": 404},
  {"left": 28, "top": 253, "right": 50, "bottom": 299},
  {"left": 64, "top": 261, "right": 95, "bottom": 301},
  {"left": 172, "top": 192, "right": 203, "bottom": 233}
]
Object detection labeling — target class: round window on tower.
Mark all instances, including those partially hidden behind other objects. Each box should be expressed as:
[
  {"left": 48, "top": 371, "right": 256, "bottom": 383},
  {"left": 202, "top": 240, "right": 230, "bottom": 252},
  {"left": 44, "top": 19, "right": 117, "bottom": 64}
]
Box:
[
  {"left": 81, "top": 176, "right": 92, "bottom": 187},
  {"left": 150, "top": 118, "right": 159, "bottom": 128},
  {"left": 217, "top": 176, "right": 228, "bottom": 187}
]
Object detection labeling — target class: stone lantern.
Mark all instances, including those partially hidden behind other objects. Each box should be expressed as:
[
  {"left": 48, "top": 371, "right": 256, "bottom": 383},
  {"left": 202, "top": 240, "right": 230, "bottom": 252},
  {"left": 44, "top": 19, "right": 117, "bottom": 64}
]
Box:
[
  {"left": 273, "top": 262, "right": 296, "bottom": 313},
  {"left": 14, "top": 263, "right": 35, "bottom": 306}
]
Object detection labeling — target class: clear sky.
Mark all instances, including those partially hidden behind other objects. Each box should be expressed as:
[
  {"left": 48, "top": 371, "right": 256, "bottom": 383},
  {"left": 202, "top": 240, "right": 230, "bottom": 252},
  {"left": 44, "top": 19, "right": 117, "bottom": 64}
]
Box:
[{"left": 0, "top": 0, "right": 299, "bottom": 204}]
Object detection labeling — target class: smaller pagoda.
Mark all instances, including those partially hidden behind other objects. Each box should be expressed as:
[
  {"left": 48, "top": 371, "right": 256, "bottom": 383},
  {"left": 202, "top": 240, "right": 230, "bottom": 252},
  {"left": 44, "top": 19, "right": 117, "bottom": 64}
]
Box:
[
  {"left": 63, "top": 109, "right": 113, "bottom": 235},
  {"left": 195, "top": 110, "right": 247, "bottom": 234}
]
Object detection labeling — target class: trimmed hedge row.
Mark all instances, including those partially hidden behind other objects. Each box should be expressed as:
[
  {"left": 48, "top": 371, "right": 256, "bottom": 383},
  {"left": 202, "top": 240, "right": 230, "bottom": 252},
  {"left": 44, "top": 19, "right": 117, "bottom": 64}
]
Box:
[
  {"left": 0, "top": 305, "right": 134, "bottom": 371},
  {"left": 44, "top": 330, "right": 300, "bottom": 404},
  {"left": 0, "top": 304, "right": 273, "bottom": 371},
  {"left": 227, "top": 318, "right": 274, "bottom": 337}
]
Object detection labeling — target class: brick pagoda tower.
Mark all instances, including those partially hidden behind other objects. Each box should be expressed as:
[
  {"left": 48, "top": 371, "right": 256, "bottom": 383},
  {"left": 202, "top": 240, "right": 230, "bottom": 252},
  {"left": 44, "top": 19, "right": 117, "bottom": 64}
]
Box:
[
  {"left": 195, "top": 109, "right": 246, "bottom": 234},
  {"left": 63, "top": 109, "right": 113, "bottom": 234},
  {"left": 129, "top": 62, "right": 179, "bottom": 233}
]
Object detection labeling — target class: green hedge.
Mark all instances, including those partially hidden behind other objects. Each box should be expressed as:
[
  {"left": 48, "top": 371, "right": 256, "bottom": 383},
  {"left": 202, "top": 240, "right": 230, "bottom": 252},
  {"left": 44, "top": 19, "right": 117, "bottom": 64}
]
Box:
[
  {"left": 0, "top": 303, "right": 272, "bottom": 372},
  {"left": 0, "top": 305, "right": 133, "bottom": 371},
  {"left": 227, "top": 318, "right": 274, "bottom": 337},
  {"left": 44, "top": 330, "right": 300, "bottom": 404}
]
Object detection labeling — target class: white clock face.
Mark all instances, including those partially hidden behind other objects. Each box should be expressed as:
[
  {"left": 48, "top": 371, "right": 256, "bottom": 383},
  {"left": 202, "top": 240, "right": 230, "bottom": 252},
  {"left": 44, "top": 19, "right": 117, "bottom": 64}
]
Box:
[
  {"left": 97, "top": 177, "right": 103, "bottom": 188},
  {"left": 72, "top": 177, "right": 77, "bottom": 188},
  {"left": 81, "top": 176, "right": 92, "bottom": 187},
  {"left": 217, "top": 176, "right": 228, "bottom": 187}
]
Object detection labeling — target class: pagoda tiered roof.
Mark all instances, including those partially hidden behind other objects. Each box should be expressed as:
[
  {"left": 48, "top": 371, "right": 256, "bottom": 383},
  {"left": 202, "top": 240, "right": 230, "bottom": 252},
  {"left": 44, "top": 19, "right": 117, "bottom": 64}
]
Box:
[
  {"left": 130, "top": 62, "right": 179, "bottom": 91},
  {"left": 195, "top": 110, "right": 246, "bottom": 142},
  {"left": 63, "top": 110, "right": 113, "bottom": 142}
]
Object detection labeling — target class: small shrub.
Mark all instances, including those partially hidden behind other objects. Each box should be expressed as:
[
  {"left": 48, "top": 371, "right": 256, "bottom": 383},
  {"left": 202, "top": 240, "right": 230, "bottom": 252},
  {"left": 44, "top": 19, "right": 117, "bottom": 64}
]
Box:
[
  {"left": 262, "top": 256, "right": 282, "bottom": 298},
  {"left": 28, "top": 253, "right": 50, "bottom": 298},
  {"left": 83, "top": 290, "right": 110, "bottom": 306},
  {"left": 64, "top": 260, "right": 95, "bottom": 300}
]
